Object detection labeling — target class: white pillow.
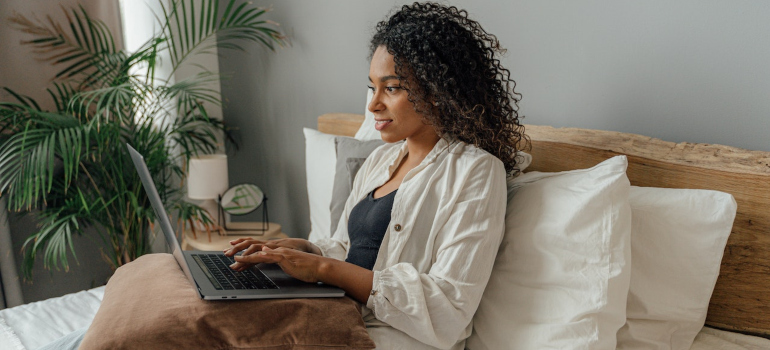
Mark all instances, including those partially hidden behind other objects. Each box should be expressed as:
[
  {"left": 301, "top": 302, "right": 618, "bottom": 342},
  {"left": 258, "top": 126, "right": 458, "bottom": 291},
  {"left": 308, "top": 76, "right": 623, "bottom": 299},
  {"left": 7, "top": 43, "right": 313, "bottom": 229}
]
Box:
[
  {"left": 305, "top": 91, "right": 378, "bottom": 241},
  {"left": 468, "top": 155, "right": 632, "bottom": 350},
  {"left": 303, "top": 128, "right": 338, "bottom": 242},
  {"left": 617, "top": 186, "right": 736, "bottom": 350},
  {"left": 354, "top": 89, "right": 380, "bottom": 141}
]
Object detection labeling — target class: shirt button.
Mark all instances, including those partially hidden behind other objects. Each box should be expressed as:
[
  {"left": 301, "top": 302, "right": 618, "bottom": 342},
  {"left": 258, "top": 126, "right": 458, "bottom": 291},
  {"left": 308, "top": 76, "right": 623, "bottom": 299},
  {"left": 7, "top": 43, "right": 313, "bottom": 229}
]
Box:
[{"left": 394, "top": 224, "right": 402, "bottom": 232}]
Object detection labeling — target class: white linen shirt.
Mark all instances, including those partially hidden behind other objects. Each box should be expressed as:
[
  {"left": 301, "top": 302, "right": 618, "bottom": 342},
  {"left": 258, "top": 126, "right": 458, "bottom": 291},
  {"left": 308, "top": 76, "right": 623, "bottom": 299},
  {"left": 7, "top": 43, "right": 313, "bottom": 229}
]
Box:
[{"left": 313, "top": 137, "right": 507, "bottom": 350}]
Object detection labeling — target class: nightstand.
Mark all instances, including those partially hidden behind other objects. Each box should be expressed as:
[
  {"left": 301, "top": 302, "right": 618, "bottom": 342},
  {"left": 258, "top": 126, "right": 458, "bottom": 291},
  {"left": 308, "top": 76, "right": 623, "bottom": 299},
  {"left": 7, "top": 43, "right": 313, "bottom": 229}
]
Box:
[{"left": 181, "top": 222, "right": 288, "bottom": 251}]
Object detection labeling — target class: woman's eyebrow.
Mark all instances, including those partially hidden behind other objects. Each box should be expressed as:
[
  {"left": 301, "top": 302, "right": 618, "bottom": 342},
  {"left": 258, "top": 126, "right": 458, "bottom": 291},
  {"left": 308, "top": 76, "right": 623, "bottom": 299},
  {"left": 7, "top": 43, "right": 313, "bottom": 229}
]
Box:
[
  {"left": 380, "top": 75, "right": 399, "bottom": 82},
  {"left": 368, "top": 76, "right": 400, "bottom": 83}
]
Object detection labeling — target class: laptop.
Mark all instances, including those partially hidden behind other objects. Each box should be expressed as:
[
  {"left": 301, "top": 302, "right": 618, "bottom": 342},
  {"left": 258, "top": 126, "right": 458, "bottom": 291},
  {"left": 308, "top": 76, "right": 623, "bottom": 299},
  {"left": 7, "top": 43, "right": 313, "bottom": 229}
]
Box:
[{"left": 126, "top": 144, "right": 345, "bottom": 300}]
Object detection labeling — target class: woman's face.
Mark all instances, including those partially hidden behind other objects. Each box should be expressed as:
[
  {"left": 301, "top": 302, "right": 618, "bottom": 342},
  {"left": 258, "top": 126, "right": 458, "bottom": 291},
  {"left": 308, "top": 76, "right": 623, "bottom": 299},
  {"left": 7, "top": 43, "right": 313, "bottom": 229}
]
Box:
[{"left": 368, "top": 46, "right": 438, "bottom": 144}]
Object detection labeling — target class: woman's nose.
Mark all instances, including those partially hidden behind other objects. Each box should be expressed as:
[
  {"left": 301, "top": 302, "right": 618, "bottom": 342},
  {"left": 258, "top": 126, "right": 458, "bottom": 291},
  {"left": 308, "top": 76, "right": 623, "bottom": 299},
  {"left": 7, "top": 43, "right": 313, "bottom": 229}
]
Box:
[{"left": 368, "top": 90, "right": 384, "bottom": 113}]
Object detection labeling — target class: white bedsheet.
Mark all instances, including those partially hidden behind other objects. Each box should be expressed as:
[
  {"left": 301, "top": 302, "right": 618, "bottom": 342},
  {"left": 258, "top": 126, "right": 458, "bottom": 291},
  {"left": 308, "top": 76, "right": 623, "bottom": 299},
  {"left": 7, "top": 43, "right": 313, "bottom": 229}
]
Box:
[
  {"left": 0, "top": 285, "right": 768, "bottom": 350},
  {"left": 690, "top": 327, "right": 770, "bottom": 350},
  {"left": 0, "top": 286, "right": 104, "bottom": 350}
]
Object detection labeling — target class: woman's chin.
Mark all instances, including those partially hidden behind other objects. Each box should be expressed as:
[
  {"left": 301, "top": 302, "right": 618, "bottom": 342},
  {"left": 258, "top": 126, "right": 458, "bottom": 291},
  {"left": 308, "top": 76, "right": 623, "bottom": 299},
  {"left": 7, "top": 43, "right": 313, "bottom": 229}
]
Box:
[{"left": 378, "top": 132, "right": 403, "bottom": 143}]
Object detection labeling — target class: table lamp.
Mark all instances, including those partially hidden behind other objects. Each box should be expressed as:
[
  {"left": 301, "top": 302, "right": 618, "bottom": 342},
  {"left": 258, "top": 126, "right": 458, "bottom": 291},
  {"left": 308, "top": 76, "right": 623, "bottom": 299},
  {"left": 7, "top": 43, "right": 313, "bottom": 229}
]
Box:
[{"left": 187, "top": 154, "right": 229, "bottom": 230}]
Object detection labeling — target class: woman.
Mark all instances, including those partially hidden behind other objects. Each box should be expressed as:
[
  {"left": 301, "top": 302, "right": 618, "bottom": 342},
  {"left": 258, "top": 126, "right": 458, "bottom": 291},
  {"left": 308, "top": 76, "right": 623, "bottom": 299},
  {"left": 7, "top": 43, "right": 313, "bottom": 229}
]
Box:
[{"left": 226, "top": 2, "right": 526, "bottom": 349}]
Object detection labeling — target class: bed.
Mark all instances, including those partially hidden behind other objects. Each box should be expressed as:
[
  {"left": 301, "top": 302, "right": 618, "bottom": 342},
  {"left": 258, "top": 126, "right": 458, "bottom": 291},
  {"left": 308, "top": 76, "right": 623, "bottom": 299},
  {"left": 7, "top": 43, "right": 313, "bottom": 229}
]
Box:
[{"left": 1, "top": 112, "right": 769, "bottom": 349}]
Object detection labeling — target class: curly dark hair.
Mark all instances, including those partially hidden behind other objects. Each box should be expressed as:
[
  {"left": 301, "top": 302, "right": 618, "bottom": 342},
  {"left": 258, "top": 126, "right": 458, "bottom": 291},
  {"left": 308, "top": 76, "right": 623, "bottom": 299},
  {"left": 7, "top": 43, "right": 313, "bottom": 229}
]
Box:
[{"left": 370, "top": 2, "right": 528, "bottom": 174}]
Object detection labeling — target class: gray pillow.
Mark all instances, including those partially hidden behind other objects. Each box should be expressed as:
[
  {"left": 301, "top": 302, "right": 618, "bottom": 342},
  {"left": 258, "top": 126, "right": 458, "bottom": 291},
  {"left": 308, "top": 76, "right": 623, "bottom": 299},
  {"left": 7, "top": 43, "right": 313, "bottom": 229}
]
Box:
[{"left": 329, "top": 137, "right": 384, "bottom": 236}]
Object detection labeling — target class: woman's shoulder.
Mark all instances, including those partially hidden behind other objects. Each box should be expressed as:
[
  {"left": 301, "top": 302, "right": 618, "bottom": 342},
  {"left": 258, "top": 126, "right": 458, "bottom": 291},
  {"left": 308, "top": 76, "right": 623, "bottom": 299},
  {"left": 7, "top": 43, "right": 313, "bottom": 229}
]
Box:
[{"left": 446, "top": 140, "right": 505, "bottom": 169}]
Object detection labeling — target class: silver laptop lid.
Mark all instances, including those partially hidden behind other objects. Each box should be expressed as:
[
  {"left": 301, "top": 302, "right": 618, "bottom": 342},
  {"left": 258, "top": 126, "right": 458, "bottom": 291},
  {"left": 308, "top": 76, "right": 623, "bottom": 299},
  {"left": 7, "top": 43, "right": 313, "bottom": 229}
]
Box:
[{"left": 126, "top": 144, "right": 197, "bottom": 287}]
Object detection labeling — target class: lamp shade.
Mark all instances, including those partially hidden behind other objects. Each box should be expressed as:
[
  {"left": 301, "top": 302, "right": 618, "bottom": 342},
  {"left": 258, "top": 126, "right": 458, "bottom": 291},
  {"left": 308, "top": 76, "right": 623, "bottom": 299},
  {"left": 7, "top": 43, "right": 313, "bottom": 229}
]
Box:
[{"left": 187, "top": 154, "right": 228, "bottom": 200}]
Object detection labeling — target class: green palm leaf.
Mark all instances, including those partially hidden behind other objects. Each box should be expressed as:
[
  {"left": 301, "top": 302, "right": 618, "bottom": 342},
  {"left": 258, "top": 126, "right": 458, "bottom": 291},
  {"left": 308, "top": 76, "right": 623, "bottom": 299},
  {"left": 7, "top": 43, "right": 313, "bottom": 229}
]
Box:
[
  {"left": 157, "top": 0, "right": 285, "bottom": 76},
  {"left": 22, "top": 211, "right": 81, "bottom": 273},
  {"left": 0, "top": 113, "right": 89, "bottom": 211},
  {"left": 1, "top": 88, "right": 43, "bottom": 111},
  {"left": 1, "top": 0, "right": 286, "bottom": 279},
  {"left": 10, "top": 5, "right": 120, "bottom": 87}
]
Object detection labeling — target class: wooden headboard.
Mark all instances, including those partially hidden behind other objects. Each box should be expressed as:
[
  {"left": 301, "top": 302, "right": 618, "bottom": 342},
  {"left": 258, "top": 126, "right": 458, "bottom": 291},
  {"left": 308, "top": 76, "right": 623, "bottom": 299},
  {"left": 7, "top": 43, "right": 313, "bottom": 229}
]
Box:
[{"left": 318, "top": 112, "right": 770, "bottom": 337}]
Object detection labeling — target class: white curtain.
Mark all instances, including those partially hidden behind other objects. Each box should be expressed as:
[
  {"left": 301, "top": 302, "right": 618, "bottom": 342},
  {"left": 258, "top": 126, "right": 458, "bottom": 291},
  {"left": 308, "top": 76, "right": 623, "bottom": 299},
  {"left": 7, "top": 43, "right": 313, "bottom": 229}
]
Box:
[{"left": 0, "top": 0, "right": 123, "bottom": 309}]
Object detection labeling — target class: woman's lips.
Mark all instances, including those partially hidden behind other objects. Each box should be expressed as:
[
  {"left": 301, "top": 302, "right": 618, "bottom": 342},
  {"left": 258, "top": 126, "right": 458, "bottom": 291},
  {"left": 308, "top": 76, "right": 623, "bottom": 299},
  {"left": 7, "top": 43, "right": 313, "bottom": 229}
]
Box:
[{"left": 375, "top": 119, "right": 392, "bottom": 131}]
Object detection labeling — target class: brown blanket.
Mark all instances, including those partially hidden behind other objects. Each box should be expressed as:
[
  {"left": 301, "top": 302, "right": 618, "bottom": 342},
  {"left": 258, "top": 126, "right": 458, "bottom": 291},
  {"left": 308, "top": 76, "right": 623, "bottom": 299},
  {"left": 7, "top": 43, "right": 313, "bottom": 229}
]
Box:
[{"left": 79, "top": 253, "right": 375, "bottom": 350}]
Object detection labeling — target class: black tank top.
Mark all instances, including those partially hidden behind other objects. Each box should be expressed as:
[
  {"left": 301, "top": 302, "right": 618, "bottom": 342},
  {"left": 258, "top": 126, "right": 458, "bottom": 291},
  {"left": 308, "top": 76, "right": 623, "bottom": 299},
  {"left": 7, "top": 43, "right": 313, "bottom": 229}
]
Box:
[{"left": 345, "top": 189, "right": 397, "bottom": 270}]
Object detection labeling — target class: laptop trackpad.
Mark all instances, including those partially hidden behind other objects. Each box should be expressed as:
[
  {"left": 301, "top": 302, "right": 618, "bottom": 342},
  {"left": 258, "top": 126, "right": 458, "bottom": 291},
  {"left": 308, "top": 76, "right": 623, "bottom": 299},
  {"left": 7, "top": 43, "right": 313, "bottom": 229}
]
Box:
[{"left": 256, "top": 263, "right": 319, "bottom": 287}]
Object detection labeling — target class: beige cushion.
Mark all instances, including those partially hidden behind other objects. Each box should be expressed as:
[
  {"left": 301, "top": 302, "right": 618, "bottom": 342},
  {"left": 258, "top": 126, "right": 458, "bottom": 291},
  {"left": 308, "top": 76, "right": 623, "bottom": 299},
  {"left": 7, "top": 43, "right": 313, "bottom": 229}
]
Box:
[
  {"left": 80, "top": 253, "right": 374, "bottom": 350},
  {"left": 328, "top": 136, "right": 383, "bottom": 235}
]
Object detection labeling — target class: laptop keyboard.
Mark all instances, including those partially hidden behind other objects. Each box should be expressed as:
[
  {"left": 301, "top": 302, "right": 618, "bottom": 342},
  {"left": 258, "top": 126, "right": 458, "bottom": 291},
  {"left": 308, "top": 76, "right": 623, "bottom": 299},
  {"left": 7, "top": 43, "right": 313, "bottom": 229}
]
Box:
[{"left": 192, "top": 254, "right": 279, "bottom": 290}]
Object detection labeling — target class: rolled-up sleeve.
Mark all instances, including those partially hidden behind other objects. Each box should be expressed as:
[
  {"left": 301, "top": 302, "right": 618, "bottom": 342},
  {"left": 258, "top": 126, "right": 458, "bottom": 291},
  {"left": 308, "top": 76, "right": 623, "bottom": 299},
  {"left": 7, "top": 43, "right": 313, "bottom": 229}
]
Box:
[
  {"left": 311, "top": 210, "right": 350, "bottom": 260},
  {"left": 365, "top": 156, "right": 507, "bottom": 349}
]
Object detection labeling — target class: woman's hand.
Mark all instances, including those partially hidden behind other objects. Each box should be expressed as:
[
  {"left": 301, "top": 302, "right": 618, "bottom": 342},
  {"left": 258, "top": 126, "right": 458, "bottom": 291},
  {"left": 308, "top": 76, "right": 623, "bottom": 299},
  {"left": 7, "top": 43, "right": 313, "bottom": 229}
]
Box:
[
  {"left": 225, "top": 237, "right": 374, "bottom": 303},
  {"left": 227, "top": 241, "right": 375, "bottom": 303},
  {"left": 231, "top": 246, "right": 327, "bottom": 283},
  {"left": 224, "top": 237, "right": 323, "bottom": 276},
  {"left": 223, "top": 237, "right": 322, "bottom": 257}
]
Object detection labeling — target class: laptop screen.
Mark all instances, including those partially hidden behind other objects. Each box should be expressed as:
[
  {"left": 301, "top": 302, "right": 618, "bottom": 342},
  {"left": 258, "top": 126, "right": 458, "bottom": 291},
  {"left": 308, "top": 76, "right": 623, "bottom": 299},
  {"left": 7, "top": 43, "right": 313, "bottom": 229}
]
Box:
[{"left": 126, "top": 144, "right": 197, "bottom": 285}]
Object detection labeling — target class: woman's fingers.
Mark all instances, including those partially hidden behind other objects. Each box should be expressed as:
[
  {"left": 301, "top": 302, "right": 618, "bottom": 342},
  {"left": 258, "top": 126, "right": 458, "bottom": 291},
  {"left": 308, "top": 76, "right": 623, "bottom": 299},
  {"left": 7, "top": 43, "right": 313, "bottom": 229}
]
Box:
[
  {"left": 242, "top": 243, "right": 264, "bottom": 255},
  {"left": 230, "top": 247, "right": 288, "bottom": 270},
  {"left": 224, "top": 238, "right": 318, "bottom": 256},
  {"left": 231, "top": 248, "right": 280, "bottom": 269},
  {"left": 227, "top": 238, "right": 253, "bottom": 250},
  {"left": 223, "top": 238, "right": 266, "bottom": 256}
]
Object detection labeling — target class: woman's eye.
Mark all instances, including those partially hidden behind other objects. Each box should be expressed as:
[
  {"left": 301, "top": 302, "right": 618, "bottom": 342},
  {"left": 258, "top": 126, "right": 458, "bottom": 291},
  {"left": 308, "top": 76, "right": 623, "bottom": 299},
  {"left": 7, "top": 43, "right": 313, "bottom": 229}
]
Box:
[{"left": 368, "top": 85, "right": 402, "bottom": 94}]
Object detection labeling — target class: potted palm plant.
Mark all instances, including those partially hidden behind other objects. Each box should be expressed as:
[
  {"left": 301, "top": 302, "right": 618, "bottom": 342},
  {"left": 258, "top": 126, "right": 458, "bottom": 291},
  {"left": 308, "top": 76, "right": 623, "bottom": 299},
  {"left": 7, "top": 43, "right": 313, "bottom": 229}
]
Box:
[{"left": 0, "top": 0, "right": 285, "bottom": 278}]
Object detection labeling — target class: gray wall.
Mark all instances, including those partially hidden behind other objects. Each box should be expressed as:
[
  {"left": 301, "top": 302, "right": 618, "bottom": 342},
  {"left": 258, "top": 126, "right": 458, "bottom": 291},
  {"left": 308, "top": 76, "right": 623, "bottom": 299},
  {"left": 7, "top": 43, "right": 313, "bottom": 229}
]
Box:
[{"left": 220, "top": 0, "right": 770, "bottom": 238}]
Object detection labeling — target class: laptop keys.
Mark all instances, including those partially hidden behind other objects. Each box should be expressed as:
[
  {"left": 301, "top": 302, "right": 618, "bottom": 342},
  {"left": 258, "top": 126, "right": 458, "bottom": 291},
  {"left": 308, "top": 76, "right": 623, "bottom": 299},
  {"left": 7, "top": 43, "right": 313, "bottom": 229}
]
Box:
[{"left": 192, "top": 254, "right": 278, "bottom": 290}]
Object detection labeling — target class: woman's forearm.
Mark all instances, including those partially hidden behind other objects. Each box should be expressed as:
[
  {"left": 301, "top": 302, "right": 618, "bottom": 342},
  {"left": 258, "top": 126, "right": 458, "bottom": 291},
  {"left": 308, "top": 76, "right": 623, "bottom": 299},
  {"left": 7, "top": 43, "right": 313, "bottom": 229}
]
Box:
[{"left": 318, "top": 259, "right": 374, "bottom": 304}]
